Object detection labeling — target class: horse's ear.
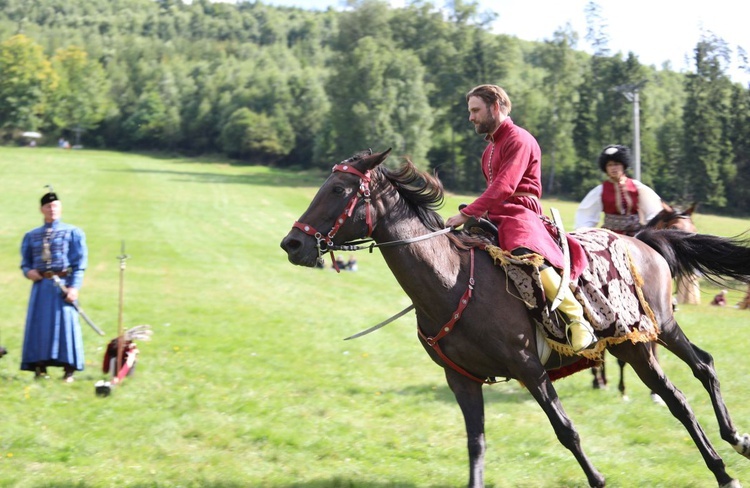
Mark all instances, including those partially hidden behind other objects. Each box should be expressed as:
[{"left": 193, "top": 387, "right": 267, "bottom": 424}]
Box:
[
  {"left": 661, "top": 200, "right": 674, "bottom": 212},
  {"left": 362, "top": 148, "right": 392, "bottom": 170},
  {"left": 685, "top": 202, "right": 698, "bottom": 215}
]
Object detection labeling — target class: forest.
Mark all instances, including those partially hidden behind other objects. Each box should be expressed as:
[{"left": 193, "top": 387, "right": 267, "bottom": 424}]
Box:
[{"left": 0, "top": 0, "right": 749, "bottom": 213}]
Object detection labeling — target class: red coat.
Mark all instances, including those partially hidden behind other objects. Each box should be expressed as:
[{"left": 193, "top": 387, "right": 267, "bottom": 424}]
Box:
[{"left": 461, "top": 118, "right": 587, "bottom": 280}]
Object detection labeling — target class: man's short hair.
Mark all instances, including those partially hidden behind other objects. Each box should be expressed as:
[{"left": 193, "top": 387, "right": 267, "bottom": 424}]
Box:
[{"left": 466, "top": 84, "right": 512, "bottom": 115}]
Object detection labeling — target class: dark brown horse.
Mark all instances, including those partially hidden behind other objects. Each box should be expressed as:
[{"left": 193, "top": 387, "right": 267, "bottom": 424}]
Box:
[
  {"left": 591, "top": 201, "right": 699, "bottom": 401},
  {"left": 280, "top": 149, "right": 750, "bottom": 488}
]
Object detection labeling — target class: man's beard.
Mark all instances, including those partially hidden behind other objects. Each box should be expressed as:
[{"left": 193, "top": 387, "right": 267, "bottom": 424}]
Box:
[{"left": 474, "top": 115, "right": 497, "bottom": 135}]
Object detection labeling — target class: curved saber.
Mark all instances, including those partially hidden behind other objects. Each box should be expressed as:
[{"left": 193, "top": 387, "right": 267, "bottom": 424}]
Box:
[
  {"left": 51, "top": 275, "right": 105, "bottom": 336},
  {"left": 70, "top": 301, "right": 106, "bottom": 336},
  {"left": 549, "top": 208, "right": 571, "bottom": 312},
  {"left": 344, "top": 304, "right": 415, "bottom": 340}
]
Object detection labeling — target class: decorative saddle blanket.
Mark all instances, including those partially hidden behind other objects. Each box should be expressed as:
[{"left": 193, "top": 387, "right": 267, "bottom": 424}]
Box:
[{"left": 485, "top": 228, "right": 659, "bottom": 361}]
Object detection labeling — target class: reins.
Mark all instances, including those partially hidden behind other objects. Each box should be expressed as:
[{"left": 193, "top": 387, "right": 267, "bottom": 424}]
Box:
[
  {"left": 294, "top": 161, "right": 451, "bottom": 271},
  {"left": 293, "top": 160, "right": 500, "bottom": 385},
  {"left": 330, "top": 227, "right": 453, "bottom": 252}
]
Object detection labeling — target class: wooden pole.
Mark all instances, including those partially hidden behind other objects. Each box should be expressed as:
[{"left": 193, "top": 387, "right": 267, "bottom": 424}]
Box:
[{"left": 114, "top": 241, "right": 130, "bottom": 381}]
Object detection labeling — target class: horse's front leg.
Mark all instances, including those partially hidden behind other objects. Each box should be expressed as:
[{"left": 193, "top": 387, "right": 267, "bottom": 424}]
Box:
[
  {"left": 515, "top": 361, "right": 606, "bottom": 488},
  {"left": 444, "top": 368, "right": 485, "bottom": 488}
]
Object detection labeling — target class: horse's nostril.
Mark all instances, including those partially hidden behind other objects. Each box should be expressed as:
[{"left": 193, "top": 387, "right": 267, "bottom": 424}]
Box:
[{"left": 281, "top": 237, "right": 301, "bottom": 252}]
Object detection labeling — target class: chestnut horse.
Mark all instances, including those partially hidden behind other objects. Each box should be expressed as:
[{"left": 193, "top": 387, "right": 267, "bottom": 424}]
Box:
[
  {"left": 280, "top": 149, "right": 750, "bottom": 488},
  {"left": 591, "top": 202, "right": 700, "bottom": 400}
]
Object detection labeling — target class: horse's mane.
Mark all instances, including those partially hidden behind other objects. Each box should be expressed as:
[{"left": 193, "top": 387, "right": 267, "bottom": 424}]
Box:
[
  {"left": 644, "top": 209, "right": 677, "bottom": 229},
  {"left": 377, "top": 159, "right": 445, "bottom": 231},
  {"left": 375, "top": 159, "right": 487, "bottom": 250},
  {"left": 643, "top": 206, "right": 695, "bottom": 231}
]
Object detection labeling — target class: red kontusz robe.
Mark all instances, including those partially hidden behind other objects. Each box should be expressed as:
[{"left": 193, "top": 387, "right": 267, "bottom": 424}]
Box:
[{"left": 460, "top": 117, "right": 587, "bottom": 280}]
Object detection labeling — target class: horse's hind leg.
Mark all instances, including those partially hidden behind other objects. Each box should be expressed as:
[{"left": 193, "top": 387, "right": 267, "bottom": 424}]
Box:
[
  {"left": 648, "top": 343, "right": 667, "bottom": 405},
  {"left": 616, "top": 357, "right": 628, "bottom": 399},
  {"left": 591, "top": 352, "right": 607, "bottom": 389},
  {"left": 618, "top": 343, "right": 666, "bottom": 405},
  {"left": 658, "top": 317, "right": 750, "bottom": 459},
  {"left": 444, "top": 368, "right": 486, "bottom": 488},
  {"left": 609, "top": 341, "right": 738, "bottom": 487}
]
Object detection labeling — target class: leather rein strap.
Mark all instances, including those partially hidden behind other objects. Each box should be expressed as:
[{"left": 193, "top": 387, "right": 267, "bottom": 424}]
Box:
[{"left": 417, "top": 248, "right": 500, "bottom": 384}]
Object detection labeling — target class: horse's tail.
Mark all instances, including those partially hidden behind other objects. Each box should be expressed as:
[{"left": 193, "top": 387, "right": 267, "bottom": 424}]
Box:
[{"left": 635, "top": 229, "right": 750, "bottom": 285}]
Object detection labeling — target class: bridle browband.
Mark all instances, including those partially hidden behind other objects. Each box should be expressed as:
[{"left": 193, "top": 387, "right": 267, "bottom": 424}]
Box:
[{"left": 292, "top": 160, "right": 451, "bottom": 271}]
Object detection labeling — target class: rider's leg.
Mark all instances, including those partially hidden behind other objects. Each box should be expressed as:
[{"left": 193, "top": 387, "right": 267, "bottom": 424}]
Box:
[
  {"left": 511, "top": 248, "right": 596, "bottom": 352},
  {"left": 539, "top": 267, "right": 596, "bottom": 351}
]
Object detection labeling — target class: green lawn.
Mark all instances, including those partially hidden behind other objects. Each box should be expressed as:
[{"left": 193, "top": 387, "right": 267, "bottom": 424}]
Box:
[{"left": 0, "top": 147, "right": 749, "bottom": 487}]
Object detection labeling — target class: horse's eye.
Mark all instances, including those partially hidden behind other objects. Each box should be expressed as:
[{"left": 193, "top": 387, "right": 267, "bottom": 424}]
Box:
[{"left": 332, "top": 186, "right": 345, "bottom": 195}]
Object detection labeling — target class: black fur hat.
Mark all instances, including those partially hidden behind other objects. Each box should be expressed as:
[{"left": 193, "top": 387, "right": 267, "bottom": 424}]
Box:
[
  {"left": 40, "top": 184, "right": 58, "bottom": 206},
  {"left": 598, "top": 145, "right": 631, "bottom": 172}
]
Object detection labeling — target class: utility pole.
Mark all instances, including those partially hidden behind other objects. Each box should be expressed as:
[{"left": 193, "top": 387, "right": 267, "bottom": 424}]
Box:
[{"left": 614, "top": 81, "right": 647, "bottom": 181}]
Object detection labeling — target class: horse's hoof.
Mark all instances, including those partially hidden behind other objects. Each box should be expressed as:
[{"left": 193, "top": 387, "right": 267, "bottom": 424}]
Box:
[
  {"left": 650, "top": 392, "right": 667, "bottom": 406},
  {"left": 621, "top": 395, "right": 630, "bottom": 402},
  {"left": 731, "top": 433, "right": 750, "bottom": 459},
  {"left": 719, "top": 479, "right": 741, "bottom": 488}
]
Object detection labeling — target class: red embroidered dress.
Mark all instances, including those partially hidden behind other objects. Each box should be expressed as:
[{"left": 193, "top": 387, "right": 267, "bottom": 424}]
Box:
[
  {"left": 461, "top": 118, "right": 587, "bottom": 280},
  {"left": 601, "top": 179, "right": 640, "bottom": 235}
]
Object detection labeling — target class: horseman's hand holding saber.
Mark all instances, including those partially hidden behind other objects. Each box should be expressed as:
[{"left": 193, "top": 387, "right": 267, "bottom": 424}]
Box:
[{"left": 51, "top": 274, "right": 105, "bottom": 336}]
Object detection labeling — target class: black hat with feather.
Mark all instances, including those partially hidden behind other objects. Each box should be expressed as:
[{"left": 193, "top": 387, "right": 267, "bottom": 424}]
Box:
[
  {"left": 40, "top": 184, "right": 58, "bottom": 206},
  {"left": 598, "top": 145, "right": 631, "bottom": 172}
]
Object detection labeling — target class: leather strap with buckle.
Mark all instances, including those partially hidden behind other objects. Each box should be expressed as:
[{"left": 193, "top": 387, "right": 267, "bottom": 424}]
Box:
[{"left": 42, "top": 270, "right": 69, "bottom": 279}]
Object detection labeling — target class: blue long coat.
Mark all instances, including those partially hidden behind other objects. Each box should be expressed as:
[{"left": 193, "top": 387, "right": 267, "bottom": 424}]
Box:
[{"left": 20, "top": 220, "right": 88, "bottom": 372}]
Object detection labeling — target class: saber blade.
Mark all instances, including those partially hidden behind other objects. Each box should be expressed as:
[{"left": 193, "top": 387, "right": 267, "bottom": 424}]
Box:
[
  {"left": 72, "top": 301, "right": 105, "bottom": 336},
  {"left": 344, "top": 304, "right": 415, "bottom": 340}
]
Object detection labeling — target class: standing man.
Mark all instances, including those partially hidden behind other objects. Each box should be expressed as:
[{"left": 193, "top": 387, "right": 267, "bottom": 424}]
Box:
[
  {"left": 445, "top": 84, "right": 595, "bottom": 352},
  {"left": 574, "top": 145, "right": 662, "bottom": 235},
  {"left": 20, "top": 187, "right": 88, "bottom": 382}
]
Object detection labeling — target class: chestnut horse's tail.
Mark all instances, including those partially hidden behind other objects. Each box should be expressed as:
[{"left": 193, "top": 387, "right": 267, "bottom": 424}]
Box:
[{"left": 635, "top": 228, "right": 750, "bottom": 285}]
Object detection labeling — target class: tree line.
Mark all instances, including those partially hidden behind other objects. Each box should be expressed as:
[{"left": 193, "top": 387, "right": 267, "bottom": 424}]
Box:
[{"left": 0, "top": 0, "right": 748, "bottom": 214}]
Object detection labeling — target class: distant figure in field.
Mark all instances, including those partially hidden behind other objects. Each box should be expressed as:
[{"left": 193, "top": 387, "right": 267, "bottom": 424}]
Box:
[
  {"left": 575, "top": 145, "right": 662, "bottom": 236},
  {"left": 20, "top": 187, "right": 88, "bottom": 382},
  {"left": 710, "top": 290, "right": 728, "bottom": 307}
]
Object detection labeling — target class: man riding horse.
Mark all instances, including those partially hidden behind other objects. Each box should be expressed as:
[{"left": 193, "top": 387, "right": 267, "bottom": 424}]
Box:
[{"left": 445, "top": 84, "right": 596, "bottom": 352}]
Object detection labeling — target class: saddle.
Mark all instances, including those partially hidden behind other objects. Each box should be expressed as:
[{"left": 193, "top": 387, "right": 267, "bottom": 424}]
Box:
[
  {"left": 484, "top": 229, "right": 659, "bottom": 363},
  {"left": 458, "top": 204, "right": 498, "bottom": 245}
]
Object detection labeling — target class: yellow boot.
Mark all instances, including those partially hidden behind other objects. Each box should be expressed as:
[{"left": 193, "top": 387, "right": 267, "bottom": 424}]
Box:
[{"left": 539, "top": 267, "right": 596, "bottom": 352}]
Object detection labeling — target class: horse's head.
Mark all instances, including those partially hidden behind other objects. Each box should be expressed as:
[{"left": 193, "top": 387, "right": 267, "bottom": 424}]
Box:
[
  {"left": 647, "top": 201, "right": 698, "bottom": 232},
  {"left": 280, "top": 148, "right": 392, "bottom": 267}
]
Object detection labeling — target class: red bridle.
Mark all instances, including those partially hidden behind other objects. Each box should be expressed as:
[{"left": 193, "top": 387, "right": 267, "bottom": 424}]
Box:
[{"left": 292, "top": 162, "right": 374, "bottom": 272}]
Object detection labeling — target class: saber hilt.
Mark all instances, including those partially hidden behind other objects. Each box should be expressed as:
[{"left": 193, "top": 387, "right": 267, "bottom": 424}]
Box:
[{"left": 50, "top": 275, "right": 105, "bottom": 336}]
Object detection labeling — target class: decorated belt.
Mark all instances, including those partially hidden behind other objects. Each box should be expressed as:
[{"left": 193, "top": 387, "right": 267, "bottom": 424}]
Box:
[
  {"left": 603, "top": 213, "right": 640, "bottom": 232},
  {"left": 509, "top": 192, "right": 539, "bottom": 201},
  {"left": 41, "top": 270, "right": 69, "bottom": 279}
]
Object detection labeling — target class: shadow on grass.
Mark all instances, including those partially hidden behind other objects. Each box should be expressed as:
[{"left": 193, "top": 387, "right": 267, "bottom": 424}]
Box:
[
  {"left": 30, "top": 481, "right": 454, "bottom": 488},
  {"left": 276, "top": 482, "right": 459, "bottom": 488},
  {"left": 388, "top": 383, "right": 532, "bottom": 405}
]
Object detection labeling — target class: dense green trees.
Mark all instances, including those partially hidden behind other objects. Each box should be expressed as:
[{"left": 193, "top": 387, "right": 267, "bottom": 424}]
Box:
[
  {"left": 0, "top": 0, "right": 748, "bottom": 214},
  {"left": 0, "top": 34, "right": 57, "bottom": 134}
]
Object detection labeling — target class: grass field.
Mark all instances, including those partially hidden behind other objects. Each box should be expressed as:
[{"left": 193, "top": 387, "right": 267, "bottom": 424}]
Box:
[{"left": 0, "top": 146, "right": 749, "bottom": 488}]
